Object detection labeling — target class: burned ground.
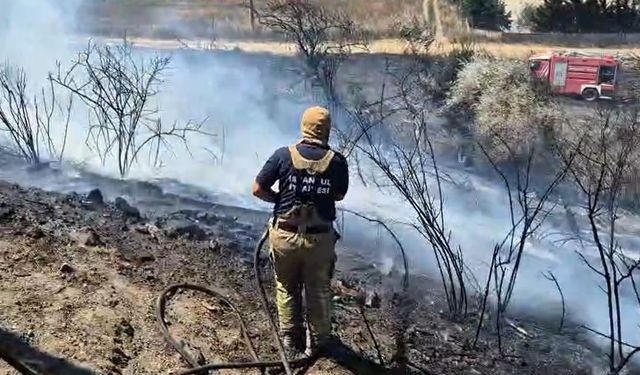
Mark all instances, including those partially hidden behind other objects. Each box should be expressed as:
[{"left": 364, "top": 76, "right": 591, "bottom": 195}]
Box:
[{"left": 0, "top": 171, "right": 620, "bottom": 375}]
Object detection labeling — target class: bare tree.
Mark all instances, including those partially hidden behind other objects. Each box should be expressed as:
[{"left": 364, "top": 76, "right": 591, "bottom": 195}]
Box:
[
  {"left": 542, "top": 270, "right": 565, "bottom": 333},
  {"left": 345, "top": 69, "right": 469, "bottom": 320},
  {"left": 339, "top": 88, "right": 469, "bottom": 372},
  {"left": 50, "top": 40, "right": 207, "bottom": 178},
  {"left": 398, "top": 17, "right": 436, "bottom": 56},
  {"left": 0, "top": 64, "right": 72, "bottom": 164},
  {"left": 308, "top": 15, "right": 471, "bottom": 320},
  {"left": 493, "top": 143, "right": 573, "bottom": 297},
  {"left": 338, "top": 207, "right": 410, "bottom": 290},
  {"left": 256, "top": 0, "right": 367, "bottom": 70},
  {"left": 558, "top": 106, "right": 640, "bottom": 373},
  {"left": 334, "top": 19, "right": 434, "bottom": 158},
  {"left": 176, "top": 15, "right": 218, "bottom": 51},
  {"left": 474, "top": 133, "right": 575, "bottom": 351},
  {"left": 293, "top": 18, "right": 470, "bottom": 370},
  {"left": 440, "top": 50, "right": 580, "bottom": 350},
  {"left": 248, "top": 0, "right": 256, "bottom": 32},
  {"left": 255, "top": 0, "right": 367, "bottom": 105}
]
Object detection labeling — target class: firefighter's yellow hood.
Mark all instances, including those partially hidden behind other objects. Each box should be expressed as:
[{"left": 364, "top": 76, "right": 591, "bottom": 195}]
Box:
[{"left": 300, "top": 106, "right": 331, "bottom": 145}]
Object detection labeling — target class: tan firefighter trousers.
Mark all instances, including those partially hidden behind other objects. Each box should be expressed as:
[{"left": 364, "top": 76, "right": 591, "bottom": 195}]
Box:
[{"left": 269, "top": 222, "right": 337, "bottom": 349}]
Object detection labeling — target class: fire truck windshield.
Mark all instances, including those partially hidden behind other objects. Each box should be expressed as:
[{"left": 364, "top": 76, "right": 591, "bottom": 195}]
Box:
[
  {"left": 599, "top": 65, "right": 616, "bottom": 84},
  {"left": 529, "top": 61, "right": 541, "bottom": 71}
]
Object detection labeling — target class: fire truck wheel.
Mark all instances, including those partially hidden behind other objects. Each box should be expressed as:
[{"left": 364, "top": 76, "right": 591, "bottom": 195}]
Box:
[{"left": 581, "top": 88, "right": 599, "bottom": 102}]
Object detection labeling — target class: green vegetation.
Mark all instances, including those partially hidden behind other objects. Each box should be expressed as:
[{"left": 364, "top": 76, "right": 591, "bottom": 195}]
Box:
[
  {"left": 451, "top": 0, "right": 512, "bottom": 30},
  {"left": 524, "top": 0, "right": 640, "bottom": 33},
  {"left": 446, "top": 57, "right": 559, "bottom": 162}
]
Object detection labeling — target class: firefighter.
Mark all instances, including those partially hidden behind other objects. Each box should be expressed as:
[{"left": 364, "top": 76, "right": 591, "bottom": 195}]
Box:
[{"left": 252, "top": 106, "right": 349, "bottom": 358}]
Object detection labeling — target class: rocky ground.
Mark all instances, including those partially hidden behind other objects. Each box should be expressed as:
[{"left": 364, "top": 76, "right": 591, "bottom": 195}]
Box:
[{"left": 0, "top": 177, "right": 623, "bottom": 375}]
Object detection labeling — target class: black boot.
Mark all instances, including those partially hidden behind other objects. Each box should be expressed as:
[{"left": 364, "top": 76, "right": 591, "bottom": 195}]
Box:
[
  {"left": 282, "top": 334, "right": 306, "bottom": 360},
  {"left": 305, "top": 335, "right": 341, "bottom": 359}
]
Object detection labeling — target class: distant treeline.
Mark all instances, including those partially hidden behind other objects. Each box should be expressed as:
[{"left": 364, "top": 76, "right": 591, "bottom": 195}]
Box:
[
  {"left": 449, "top": 0, "right": 640, "bottom": 33},
  {"left": 449, "top": 0, "right": 512, "bottom": 31},
  {"left": 521, "top": 0, "right": 640, "bottom": 33}
]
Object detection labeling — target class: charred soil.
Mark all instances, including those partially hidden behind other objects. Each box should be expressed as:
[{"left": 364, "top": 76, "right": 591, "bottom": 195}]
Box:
[{"left": 0, "top": 179, "right": 614, "bottom": 374}]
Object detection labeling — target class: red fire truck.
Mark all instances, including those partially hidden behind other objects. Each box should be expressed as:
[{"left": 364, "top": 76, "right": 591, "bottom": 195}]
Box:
[{"left": 528, "top": 51, "right": 622, "bottom": 101}]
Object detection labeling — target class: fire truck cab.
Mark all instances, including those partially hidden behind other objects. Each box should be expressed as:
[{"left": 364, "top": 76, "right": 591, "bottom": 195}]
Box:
[{"left": 529, "top": 51, "right": 621, "bottom": 101}]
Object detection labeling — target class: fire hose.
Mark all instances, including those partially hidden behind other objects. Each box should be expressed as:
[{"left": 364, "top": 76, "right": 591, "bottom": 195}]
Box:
[
  {"left": 2, "top": 219, "right": 405, "bottom": 374},
  {"left": 155, "top": 229, "right": 308, "bottom": 375},
  {"left": 156, "top": 211, "right": 411, "bottom": 375}
]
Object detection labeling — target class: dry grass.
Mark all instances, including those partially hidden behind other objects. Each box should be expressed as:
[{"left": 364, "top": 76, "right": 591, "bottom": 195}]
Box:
[
  {"left": 79, "top": 0, "right": 423, "bottom": 39},
  {"left": 455, "top": 42, "right": 640, "bottom": 59},
  {"left": 104, "top": 34, "right": 640, "bottom": 60},
  {"left": 82, "top": 0, "right": 640, "bottom": 59}
]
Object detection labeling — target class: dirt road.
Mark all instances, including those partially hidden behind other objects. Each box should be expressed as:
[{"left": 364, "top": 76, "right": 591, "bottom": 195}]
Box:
[{"left": 90, "top": 34, "right": 640, "bottom": 60}]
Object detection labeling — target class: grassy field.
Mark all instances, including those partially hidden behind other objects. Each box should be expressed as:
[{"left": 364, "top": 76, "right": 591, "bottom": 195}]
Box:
[
  {"left": 104, "top": 35, "right": 640, "bottom": 60},
  {"left": 78, "top": 0, "right": 424, "bottom": 39},
  {"left": 83, "top": 0, "right": 640, "bottom": 59}
]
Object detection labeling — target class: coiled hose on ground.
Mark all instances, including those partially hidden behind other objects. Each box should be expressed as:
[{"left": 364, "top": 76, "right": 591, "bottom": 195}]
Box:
[
  {"left": 4, "top": 219, "right": 406, "bottom": 374},
  {"left": 155, "top": 229, "right": 308, "bottom": 375}
]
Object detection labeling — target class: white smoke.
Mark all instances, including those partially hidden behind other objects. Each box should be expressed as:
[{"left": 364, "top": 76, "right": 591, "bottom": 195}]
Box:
[
  {"left": 0, "top": 0, "right": 78, "bottom": 79},
  {"left": 0, "top": 0, "right": 639, "bottom": 364}
]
